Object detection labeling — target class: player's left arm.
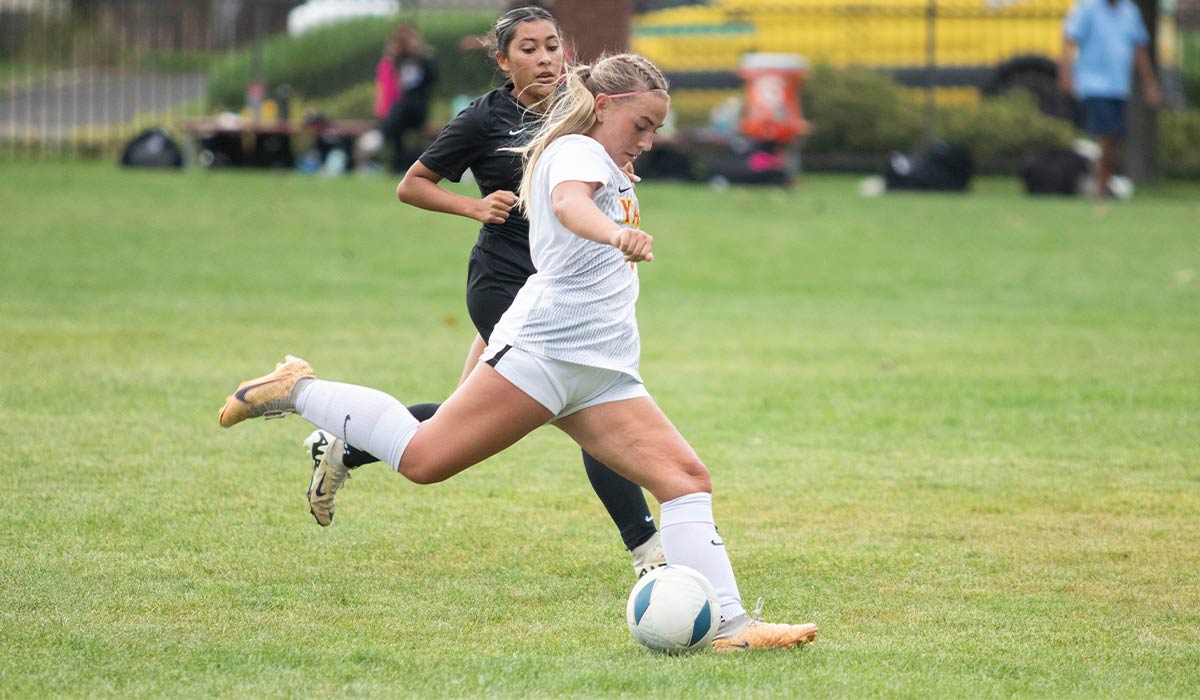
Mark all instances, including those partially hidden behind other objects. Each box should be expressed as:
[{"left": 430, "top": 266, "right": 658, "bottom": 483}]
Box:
[{"left": 1134, "top": 45, "right": 1161, "bottom": 108}]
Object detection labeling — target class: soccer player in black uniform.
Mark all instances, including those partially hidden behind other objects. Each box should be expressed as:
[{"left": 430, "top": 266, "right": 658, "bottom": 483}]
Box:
[{"left": 303, "top": 6, "right": 665, "bottom": 577}]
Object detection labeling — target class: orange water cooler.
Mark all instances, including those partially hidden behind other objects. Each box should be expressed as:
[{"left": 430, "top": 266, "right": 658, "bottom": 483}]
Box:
[{"left": 738, "top": 53, "right": 809, "bottom": 144}]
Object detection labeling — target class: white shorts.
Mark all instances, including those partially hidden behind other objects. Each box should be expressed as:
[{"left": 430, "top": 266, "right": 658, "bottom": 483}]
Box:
[{"left": 482, "top": 343, "right": 649, "bottom": 420}]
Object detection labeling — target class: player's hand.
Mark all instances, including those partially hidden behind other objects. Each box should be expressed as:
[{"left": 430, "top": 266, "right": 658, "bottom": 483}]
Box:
[
  {"left": 621, "top": 161, "right": 642, "bottom": 183},
  {"left": 475, "top": 190, "right": 517, "bottom": 224},
  {"left": 610, "top": 227, "right": 653, "bottom": 263}
]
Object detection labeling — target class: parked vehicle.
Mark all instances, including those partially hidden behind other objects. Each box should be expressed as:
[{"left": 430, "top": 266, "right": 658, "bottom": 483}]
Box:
[{"left": 631, "top": 0, "right": 1181, "bottom": 116}]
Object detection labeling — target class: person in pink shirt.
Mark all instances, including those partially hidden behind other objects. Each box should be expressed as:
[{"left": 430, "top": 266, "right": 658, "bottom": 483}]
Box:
[
  {"left": 374, "top": 37, "right": 401, "bottom": 120},
  {"left": 376, "top": 24, "right": 438, "bottom": 172}
]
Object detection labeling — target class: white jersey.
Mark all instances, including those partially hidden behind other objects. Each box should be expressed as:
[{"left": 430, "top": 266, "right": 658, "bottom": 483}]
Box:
[{"left": 490, "top": 134, "right": 643, "bottom": 380}]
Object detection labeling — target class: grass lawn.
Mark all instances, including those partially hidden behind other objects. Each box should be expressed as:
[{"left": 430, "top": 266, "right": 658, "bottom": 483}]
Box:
[{"left": 1, "top": 162, "right": 1198, "bottom": 699}]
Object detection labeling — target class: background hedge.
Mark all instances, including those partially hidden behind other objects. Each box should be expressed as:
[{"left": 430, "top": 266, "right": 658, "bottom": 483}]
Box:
[
  {"left": 1159, "top": 109, "right": 1200, "bottom": 178},
  {"left": 799, "top": 65, "right": 1076, "bottom": 172}
]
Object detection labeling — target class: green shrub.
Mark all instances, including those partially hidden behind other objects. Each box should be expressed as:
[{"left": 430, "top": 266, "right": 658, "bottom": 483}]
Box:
[
  {"left": 1159, "top": 109, "right": 1200, "bottom": 178},
  {"left": 207, "top": 11, "right": 497, "bottom": 110},
  {"left": 800, "top": 65, "right": 1075, "bottom": 171},
  {"left": 1182, "top": 31, "right": 1200, "bottom": 107},
  {"left": 936, "top": 90, "right": 1076, "bottom": 166},
  {"left": 2, "top": 12, "right": 211, "bottom": 72},
  {"left": 803, "top": 64, "right": 924, "bottom": 154},
  {"left": 306, "top": 82, "right": 460, "bottom": 126},
  {"left": 667, "top": 89, "right": 739, "bottom": 130},
  {"left": 309, "top": 82, "right": 377, "bottom": 120},
  {"left": 6, "top": 14, "right": 122, "bottom": 68}
]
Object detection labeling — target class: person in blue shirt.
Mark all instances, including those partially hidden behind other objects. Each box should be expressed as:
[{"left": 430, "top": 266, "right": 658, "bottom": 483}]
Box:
[{"left": 1058, "top": 0, "right": 1161, "bottom": 197}]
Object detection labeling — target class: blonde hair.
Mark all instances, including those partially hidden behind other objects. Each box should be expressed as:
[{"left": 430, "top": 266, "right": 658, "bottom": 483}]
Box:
[{"left": 508, "top": 53, "right": 668, "bottom": 212}]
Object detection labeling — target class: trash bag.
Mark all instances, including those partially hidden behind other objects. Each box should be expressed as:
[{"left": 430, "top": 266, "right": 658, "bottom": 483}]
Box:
[
  {"left": 1018, "top": 148, "right": 1091, "bottom": 196},
  {"left": 120, "top": 129, "right": 184, "bottom": 169},
  {"left": 884, "top": 142, "right": 972, "bottom": 192}
]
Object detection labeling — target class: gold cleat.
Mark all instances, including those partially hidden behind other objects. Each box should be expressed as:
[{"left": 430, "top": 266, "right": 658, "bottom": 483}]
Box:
[
  {"left": 218, "top": 355, "right": 313, "bottom": 428},
  {"left": 712, "top": 600, "right": 818, "bottom": 652}
]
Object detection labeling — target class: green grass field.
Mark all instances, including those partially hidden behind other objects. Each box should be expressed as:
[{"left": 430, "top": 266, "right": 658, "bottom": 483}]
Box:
[{"left": 1, "top": 162, "right": 1198, "bottom": 699}]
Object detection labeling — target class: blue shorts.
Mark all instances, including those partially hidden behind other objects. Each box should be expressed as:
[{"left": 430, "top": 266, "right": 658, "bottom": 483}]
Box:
[{"left": 1082, "top": 98, "right": 1126, "bottom": 138}]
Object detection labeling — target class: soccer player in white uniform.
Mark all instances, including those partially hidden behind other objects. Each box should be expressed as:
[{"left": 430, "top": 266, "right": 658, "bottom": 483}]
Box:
[
  {"left": 219, "top": 53, "right": 818, "bottom": 651},
  {"left": 306, "top": 6, "right": 665, "bottom": 580}
]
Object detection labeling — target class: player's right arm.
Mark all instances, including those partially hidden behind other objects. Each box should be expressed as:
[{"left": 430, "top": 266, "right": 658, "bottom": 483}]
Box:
[
  {"left": 1057, "top": 38, "right": 1076, "bottom": 95},
  {"left": 551, "top": 180, "right": 653, "bottom": 263},
  {"left": 395, "top": 94, "right": 515, "bottom": 225},
  {"left": 396, "top": 162, "right": 516, "bottom": 225},
  {"left": 1059, "top": 1, "right": 1088, "bottom": 95}
]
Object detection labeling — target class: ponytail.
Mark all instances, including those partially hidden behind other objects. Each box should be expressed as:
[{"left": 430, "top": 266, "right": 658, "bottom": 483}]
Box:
[
  {"left": 510, "top": 65, "right": 598, "bottom": 212},
  {"left": 506, "top": 53, "right": 669, "bottom": 213}
]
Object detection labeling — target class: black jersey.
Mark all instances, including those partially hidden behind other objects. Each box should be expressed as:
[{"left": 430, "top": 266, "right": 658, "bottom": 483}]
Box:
[{"left": 418, "top": 85, "right": 540, "bottom": 276}]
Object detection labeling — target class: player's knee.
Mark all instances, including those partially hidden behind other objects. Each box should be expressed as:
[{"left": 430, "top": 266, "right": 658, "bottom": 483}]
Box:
[
  {"left": 678, "top": 457, "right": 712, "bottom": 493},
  {"left": 396, "top": 456, "right": 452, "bottom": 485}
]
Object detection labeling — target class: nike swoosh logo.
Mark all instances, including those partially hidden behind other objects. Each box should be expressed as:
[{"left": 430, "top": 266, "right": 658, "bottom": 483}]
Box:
[
  {"left": 710, "top": 539, "right": 724, "bottom": 546},
  {"left": 508, "top": 128, "right": 527, "bottom": 136},
  {"left": 314, "top": 474, "right": 327, "bottom": 498},
  {"left": 233, "top": 378, "right": 271, "bottom": 402},
  {"left": 643, "top": 515, "right": 653, "bottom": 522},
  {"left": 619, "top": 186, "right": 632, "bottom": 193},
  {"left": 310, "top": 433, "right": 328, "bottom": 468}
]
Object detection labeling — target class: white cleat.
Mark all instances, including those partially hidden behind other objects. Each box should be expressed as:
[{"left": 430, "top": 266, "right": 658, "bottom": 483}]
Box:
[
  {"left": 305, "top": 429, "right": 349, "bottom": 527},
  {"left": 630, "top": 531, "right": 667, "bottom": 579}
]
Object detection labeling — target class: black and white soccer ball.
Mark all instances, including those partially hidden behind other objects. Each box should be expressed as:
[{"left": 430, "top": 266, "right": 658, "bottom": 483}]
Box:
[{"left": 626, "top": 565, "right": 720, "bottom": 653}]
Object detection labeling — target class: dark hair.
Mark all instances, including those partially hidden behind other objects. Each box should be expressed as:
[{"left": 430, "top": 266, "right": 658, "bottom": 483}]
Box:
[
  {"left": 483, "top": 6, "right": 558, "bottom": 59},
  {"left": 387, "top": 23, "right": 427, "bottom": 66}
]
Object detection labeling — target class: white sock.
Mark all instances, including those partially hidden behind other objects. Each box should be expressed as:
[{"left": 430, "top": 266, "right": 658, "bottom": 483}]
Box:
[
  {"left": 659, "top": 492, "right": 745, "bottom": 622},
  {"left": 293, "top": 378, "right": 418, "bottom": 470}
]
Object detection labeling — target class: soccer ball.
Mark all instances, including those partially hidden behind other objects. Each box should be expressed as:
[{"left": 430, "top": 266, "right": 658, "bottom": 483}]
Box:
[{"left": 626, "top": 565, "right": 720, "bottom": 654}]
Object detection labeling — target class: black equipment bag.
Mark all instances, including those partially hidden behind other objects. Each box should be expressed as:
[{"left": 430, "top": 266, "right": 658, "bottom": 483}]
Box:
[
  {"left": 1019, "top": 148, "right": 1090, "bottom": 195},
  {"left": 120, "top": 129, "right": 184, "bottom": 169},
  {"left": 884, "top": 142, "right": 973, "bottom": 192}
]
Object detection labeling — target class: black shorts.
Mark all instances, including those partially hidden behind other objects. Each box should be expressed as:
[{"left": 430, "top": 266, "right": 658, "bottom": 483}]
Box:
[{"left": 465, "top": 245, "right": 532, "bottom": 343}]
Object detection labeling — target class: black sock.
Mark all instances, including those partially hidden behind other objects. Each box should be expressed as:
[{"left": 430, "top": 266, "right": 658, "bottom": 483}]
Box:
[
  {"left": 341, "top": 402, "right": 440, "bottom": 468},
  {"left": 582, "top": 449, "right": 657, "bottom": 550}
]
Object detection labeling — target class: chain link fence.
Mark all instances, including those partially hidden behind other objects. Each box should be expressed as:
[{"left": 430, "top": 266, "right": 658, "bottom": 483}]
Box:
[{"left": 0, "top": 0, "right": 507, "bottom": 160}]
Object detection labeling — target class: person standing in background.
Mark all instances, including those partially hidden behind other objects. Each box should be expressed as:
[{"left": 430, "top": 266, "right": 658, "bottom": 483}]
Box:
[
  {"left": 378, "top": 24, "right": 438, "bottom": 173},
  {"left": 1059, "top": 0, "right": 1161, "bottom": 197},
  {"left": 374, "top": 31, "right": 402, "bottom": 124}
]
